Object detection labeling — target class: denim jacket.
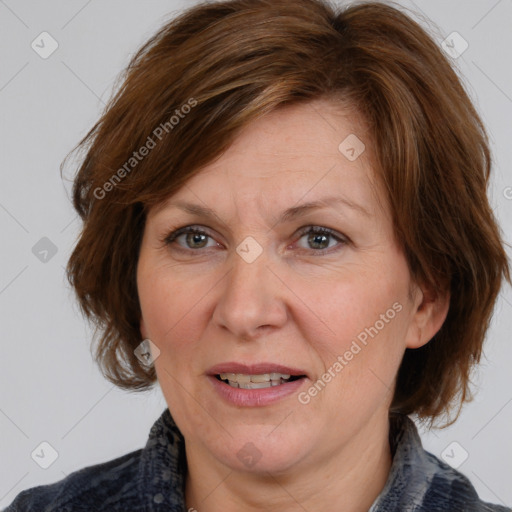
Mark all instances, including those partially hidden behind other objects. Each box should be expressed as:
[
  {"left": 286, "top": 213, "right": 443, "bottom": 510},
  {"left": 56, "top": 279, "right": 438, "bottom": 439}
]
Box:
[{"left": 5, "top": 408, "right": 510, "bottom": 512}]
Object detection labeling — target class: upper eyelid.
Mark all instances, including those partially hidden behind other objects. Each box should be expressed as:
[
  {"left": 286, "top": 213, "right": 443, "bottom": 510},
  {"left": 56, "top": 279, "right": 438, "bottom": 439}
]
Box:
[{"left": 164, "top": 225, "right": 217, "bottom": 242}]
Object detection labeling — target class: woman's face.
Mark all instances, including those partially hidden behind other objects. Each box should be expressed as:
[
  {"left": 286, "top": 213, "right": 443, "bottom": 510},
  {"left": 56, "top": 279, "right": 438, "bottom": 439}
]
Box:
[{"left": 137, "top": 99, "right": 440, "bottom": 475}]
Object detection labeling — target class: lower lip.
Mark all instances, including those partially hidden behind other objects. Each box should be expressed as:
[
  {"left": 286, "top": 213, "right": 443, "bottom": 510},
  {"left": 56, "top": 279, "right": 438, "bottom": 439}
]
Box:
[{"left": 207, "top": 375, "right": 307, "bottom": 407}]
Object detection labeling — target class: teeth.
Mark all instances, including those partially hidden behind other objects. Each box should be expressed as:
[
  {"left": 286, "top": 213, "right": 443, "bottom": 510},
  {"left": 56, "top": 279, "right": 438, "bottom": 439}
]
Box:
[
  {"left": 218, "top": 372, "right": 299, "bottom": 389},
  {"left": 238, "top": 381, "right": 272, "bottom": 389},
  {"left": 270, "top": 372, "right": 290, "bottom": 380},
  {"left": 219, "top": 372, "right": 292, "bottom": 383},
  {"left": 236, "top": 379, "right": 285, "bottom": 389},
  {"left": 250, "top": 373, "right": 271, "bottom": 383}
]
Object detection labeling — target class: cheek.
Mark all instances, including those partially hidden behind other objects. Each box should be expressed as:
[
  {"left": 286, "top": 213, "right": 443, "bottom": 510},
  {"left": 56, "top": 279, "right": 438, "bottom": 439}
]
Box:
[
  {"left": 137, "top": 260, "right": 218, "bottom": 391},
  {"left": 297, "top": 268, "right": 410, "bottom": 387},
  {"left": 138, "top": 257, "right": 204, "bottom": 339},
  {"left": 300, "top": 267, "right": 402, "bottom": 342}
]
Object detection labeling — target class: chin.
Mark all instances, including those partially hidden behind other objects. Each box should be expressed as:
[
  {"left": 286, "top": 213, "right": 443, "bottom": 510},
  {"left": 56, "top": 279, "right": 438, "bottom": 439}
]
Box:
[{"left": 211, "top": 429, "right": 311, "bottom": 475}]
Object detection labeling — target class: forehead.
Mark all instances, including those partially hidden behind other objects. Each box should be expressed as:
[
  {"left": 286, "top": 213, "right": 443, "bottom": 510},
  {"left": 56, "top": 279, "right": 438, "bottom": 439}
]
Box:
[
  {"left": 206, "top": 99, "right": 368, "bottom": 173},
  {"left": 153, "top": 99, "right": 385, "bottom": 219}
]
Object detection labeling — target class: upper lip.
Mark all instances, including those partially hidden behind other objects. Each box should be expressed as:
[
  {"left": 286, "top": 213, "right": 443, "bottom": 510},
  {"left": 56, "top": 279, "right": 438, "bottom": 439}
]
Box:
[{"left": 207, "top": 362, "right": 308, "bottom": 378}]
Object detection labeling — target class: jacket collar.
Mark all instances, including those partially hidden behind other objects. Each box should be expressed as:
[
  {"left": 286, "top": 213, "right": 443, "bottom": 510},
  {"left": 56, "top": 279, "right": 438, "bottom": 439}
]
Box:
[{"left": 137, "top": 408, "right": 187, "bottom": 511}]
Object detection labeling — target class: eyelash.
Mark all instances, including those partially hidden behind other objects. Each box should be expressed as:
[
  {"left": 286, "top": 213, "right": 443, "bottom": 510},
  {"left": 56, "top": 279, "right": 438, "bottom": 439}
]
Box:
[{"left": 162, "top": 225, "right": 348, "bottom": 256}]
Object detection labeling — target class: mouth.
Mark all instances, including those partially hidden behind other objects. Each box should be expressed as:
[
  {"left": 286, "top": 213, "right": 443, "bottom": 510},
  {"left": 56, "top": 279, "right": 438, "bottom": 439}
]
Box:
[
  {"left": 207, "top": 362, "right": 308, "bottom": 389},
  {"left": 207, "top": 362, "right": 309, "bottom": 407},
  {"left": 215, "top": 372, "right": 306, "bottom": 389}
]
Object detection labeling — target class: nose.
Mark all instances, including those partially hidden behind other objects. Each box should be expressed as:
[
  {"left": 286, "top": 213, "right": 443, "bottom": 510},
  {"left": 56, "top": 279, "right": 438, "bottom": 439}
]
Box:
[{"left": 212, "top": 246, "right": 288, "bottom": 341}]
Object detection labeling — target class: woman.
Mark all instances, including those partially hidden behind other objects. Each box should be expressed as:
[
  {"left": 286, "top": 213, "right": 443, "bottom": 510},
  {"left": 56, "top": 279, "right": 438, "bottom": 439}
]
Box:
[{"left": 7, "top": 0, "right": 511, "bottom": 510}]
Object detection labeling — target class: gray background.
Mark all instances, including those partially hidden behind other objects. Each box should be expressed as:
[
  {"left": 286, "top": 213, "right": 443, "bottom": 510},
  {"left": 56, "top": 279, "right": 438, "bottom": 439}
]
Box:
[{"left": 1, "top": 0, "right": 511, "bottom": 508}]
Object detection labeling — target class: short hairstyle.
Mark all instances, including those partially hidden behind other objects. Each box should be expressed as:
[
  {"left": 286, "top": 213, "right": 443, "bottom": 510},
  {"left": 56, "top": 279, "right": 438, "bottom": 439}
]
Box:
[{"left": 64, "top": 0, "right": 510, "bottom": 423}]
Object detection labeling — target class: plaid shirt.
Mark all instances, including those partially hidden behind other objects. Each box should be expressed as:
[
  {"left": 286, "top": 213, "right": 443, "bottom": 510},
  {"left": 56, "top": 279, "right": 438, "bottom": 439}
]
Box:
[{"left": 5, "top": 409, "right": 510, "bottom": 512}]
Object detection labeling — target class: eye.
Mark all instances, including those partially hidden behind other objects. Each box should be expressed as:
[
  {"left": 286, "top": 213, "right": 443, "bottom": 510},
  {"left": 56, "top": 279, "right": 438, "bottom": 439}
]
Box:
[
  {"left": 163, "top": 225, "right": 348, "bottom": 255},
  {"left": 163, "top": 226, "right": 220, "bottom": 251},
  {"left": 293, "top": 226, "right": 347, "bottom": 254}
]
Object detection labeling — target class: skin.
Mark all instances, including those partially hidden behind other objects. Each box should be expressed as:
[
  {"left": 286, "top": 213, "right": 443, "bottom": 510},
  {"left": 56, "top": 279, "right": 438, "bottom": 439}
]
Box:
[{"left": 137, "top": 98, "right": 450, "bottom": 512}]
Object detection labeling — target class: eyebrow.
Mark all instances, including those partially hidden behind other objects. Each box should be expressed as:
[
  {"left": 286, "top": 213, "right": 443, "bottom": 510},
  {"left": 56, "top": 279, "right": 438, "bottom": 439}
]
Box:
[{"left": 164, "top": 195, "right": 371, "bottom": 224}]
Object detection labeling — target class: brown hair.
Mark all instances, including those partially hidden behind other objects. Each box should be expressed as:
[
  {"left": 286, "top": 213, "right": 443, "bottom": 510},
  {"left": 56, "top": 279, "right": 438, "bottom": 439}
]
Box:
[{"left": 64, "top": 0, "right": 510, "bottom": 423}]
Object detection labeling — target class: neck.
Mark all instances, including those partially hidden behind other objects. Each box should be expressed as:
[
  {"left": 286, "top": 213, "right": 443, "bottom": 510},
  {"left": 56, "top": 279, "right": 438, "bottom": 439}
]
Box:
[{"left": 184, "top": 412, "right": 392, "bottom": 512}]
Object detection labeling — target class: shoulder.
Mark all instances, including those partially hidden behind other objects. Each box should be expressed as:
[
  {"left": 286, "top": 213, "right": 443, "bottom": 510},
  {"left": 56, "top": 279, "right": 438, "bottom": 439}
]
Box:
[
  {"left": 5, "top": 408, "right": 187, "bottom": 512},
  {"left": 420, "top": 450, "right": 511, "bottom": 512},
  {"left": 4, "top": 448, "right": 143, "bottom": 512},
  {"left": 371, "top": 414, "right": 511, "bottom": 512}
]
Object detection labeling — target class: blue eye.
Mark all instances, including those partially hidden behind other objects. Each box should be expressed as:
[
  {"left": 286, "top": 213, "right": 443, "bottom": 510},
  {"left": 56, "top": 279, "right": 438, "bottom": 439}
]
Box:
[
  {"left": 163, "top": 225, "right": 347, "bottom": 254},
  {"left": 295, "top": 226, "right": 346, "bottom": 253},
  {"left": 164, "top": 227, "right": 218, "bottom": 250}
]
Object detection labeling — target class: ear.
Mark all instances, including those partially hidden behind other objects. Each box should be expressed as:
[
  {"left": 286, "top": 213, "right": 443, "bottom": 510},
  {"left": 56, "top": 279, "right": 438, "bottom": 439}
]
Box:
[{"left": 405, "top": 280, "right": 450, "bottom": 349}]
